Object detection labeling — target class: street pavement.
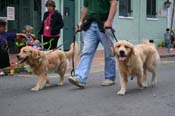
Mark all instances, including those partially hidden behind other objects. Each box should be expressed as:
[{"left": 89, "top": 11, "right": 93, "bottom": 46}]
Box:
[{"left": 0, "top": 58, "right": 175, "bottom": 116}]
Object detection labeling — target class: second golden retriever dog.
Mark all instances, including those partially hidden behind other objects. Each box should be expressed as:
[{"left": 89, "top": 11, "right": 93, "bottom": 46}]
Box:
[
  {"left": 114, "top": 40, "right": 160, "bottom": 95},
  {"left": 17, "top": 43, "right": 78, "bottom": 91}
]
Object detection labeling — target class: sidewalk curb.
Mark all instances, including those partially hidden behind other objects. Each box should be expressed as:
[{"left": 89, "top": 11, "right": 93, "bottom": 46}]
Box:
[{"left": 160, "top": 54, "right": 175, "bottom": 58}]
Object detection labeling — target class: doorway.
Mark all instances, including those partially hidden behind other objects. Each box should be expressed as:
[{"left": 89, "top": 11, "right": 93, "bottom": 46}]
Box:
[{"left": 63, "top": 0, "right": 75, "bottom": 51}]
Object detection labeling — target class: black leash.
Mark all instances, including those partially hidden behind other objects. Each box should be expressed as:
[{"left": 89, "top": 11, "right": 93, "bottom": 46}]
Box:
[
  {"left": 71, "top": 30, "right": 80, "bottom": 77},
  {"left": 111, "top": 28, "right": 118, "bottom": 42},
  {"left": 105, "top": 27, "right": 118, "bottom": 42},
  {"left": 52, "top": 40, "right": 68, "bottom": 51},
  {"left": 104, "top": 28, "right": 118, "bottom": 56}
]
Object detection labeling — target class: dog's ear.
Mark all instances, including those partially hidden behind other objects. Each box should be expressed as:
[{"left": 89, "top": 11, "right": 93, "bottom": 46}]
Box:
[
  {"left": 130, "top": 43, "right": 136, "bottom": 56},
  {"left": 31, "top": 49, "right": 41, "bottom": 60}
]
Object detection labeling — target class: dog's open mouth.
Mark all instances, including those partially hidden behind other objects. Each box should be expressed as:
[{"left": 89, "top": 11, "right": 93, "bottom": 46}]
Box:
[
  {"left": 118, "top": 55, "right": 127, "bottom": 61},
  {"left": 17, "top": 57, "right": 28, "bottom": 64}
]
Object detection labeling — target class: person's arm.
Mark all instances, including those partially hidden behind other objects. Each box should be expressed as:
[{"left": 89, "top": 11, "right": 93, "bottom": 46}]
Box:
[
  {"left": 57, "top": 12, "right": 64, "bottom": 29},
  {"left": 16, "top": 33, "right": 27, "bottom": 40},
  {"left": 6, "top": 32, "right": 26, "bottom": 43},
  {"left": 80, "top": 7, "right": 88, "bottom": 23},
  {"left": 77, "top": 6, "right": 88, "bottom": 31},
  {"left": 6, "top": 32, "right": 17, "bottom": 39},
  {"left": 104, "top": 0, "right": 118, "bottom": 28},
  {"left": 51, "top": 11, "right": 64, "bottom": 35}
]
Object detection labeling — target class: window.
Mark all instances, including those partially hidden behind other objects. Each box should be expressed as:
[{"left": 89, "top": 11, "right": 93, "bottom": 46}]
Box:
[
  {"left": 147, "top": 0, "right": 157, "bottom": 18},
  {"left": 119, "top": 0, "right": 133, "bottom": 17}
]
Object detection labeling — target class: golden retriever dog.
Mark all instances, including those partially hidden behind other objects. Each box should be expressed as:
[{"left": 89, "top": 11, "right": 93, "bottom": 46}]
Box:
[
  {"left": 17, "top": 43, "right": 78, "bottom": 91},
  {"left": 114, "top": 40, "right": 160, "bottom": 95}
]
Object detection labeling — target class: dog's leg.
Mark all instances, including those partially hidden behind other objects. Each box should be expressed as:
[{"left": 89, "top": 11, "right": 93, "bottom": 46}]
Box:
[
  {"left": 58, "top": 62, "right": 67, "bottom": 86},
  {"left": 39, "top": 75, "right": 48, "bottom": 89},
  {"left": 58, "top": 76, "right": 64, "bottom": 86},
  {"left": 135, "top": 65, "right": 144, "bottom": 89},
  {"left": 137, "top": 73, "right": 144, "bottom": 89},
  {"left": 147, "top": 64, "right": 157, "bottom": 87},
  {"left": 151, "top": 69, "right": 157, "bottom": 87},
  {"left": 31, "top": 75, "right": 47, "bottom": 91},
  {"left": 45, "top": 79, "right": 51, "bottom": 87},
  {"left": 31, "top": 77, "right": 42, "bottom": 91},
  {"left": 143, "top": 68, "right": 148, "bottom": 88},
  {"left": 117, "top": 72, "right": 128, "bottom": 96}
]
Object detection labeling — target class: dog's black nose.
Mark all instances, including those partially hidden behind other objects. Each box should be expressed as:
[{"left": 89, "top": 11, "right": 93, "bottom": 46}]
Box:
[{"left": 119, "top": 50, "right": 125, "bottom": 56}]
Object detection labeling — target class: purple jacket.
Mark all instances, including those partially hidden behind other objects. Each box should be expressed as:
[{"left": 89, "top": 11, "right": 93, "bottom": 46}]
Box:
[{"left": 0, "top": 32, "right": 16, "bottom": 49}]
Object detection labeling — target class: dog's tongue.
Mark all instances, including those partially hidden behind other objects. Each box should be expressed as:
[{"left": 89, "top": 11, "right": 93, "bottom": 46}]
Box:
[{"left": 119, "top": 57, "right": 126, "bottom": 61}]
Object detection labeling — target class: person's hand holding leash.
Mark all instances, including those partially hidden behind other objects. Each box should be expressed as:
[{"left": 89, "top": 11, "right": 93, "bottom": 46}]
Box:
[
  {"left": 104, "top": 20, "right": 112, "bottom": 29},
  {"left": 76, "top": 21, "right": 83, "bottom": 31}
]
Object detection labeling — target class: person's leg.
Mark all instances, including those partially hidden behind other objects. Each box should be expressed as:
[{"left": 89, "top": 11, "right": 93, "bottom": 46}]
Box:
[
  {"left": 43, "top": 36, "right": 50, "bottom": 50},
  {"left": 97, "top": 28, "right": 116, "bottom": 85},
  {"left": 68, "top": 23, "right": 99, "bottom": 86},
  {"left": 50, "top": 37, "right": 59, "bottom": 49},
  {"left": 75, "top": 26, "right": 99, "bottom": 83},
  {"left": 0, "top": 49, "right": 10, "bottom": 76},
  {"left": 168, "top": 41, "right": 171, "bottom": 53}
]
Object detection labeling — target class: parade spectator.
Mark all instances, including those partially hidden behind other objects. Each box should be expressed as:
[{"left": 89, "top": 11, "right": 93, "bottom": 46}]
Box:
[
  {"left": 0, "top": 19, "right": 25, "bottom": 76},
  {"left": 39, "top": 0, "right": 64, "bottom": 50},
  {"left": 18, "top": 25, "right": 41, "bottom": 48},
  {"left": 164, "top": 28, "right": 172, "bottom": 52}
]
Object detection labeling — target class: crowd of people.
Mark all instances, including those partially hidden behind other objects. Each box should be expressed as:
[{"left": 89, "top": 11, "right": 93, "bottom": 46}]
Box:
[{"left": 0, "top": 0, "right": 64, "bottom": 76}]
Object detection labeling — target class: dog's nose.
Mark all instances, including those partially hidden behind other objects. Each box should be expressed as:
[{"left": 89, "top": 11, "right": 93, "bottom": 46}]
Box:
[{"left": 119, "top": 50, "right": 125, "bottom": 56}]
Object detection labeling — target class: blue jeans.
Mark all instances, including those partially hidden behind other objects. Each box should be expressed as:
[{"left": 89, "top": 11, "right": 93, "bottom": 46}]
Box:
[{"left": 75, "top": 22, "right": 116, "bottom": 84}]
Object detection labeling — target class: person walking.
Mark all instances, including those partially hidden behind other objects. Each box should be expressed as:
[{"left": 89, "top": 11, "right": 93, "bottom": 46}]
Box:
[
  {"left": 68, "top": 0, "right": 118, "bottom": 88},
  {"left": 39, "top": 0, "right": 64, "bottom": 50}
]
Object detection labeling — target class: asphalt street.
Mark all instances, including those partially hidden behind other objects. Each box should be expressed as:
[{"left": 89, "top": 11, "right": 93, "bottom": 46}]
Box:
[{"left": 0, "top": 59, "right": 175, "bottom": 116}]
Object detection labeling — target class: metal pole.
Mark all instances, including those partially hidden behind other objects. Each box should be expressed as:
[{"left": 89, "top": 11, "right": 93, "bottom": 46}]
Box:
[
  {"left": 170, "top": 0, "right": 175, "bottom": 31},
  {"left": 41, "top": 0, "right": 46, "bottom": 49}
]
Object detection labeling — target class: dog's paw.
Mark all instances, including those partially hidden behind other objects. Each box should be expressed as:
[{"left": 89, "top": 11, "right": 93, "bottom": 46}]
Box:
[
  {"left": 31, "top": 87, "right": 40, "bottom": 91},
  {"left": 58, "top": 82, "right": 64, "bottom": 86},
  {"left": 45, "top": 83, "right": 51, "bottom": 87},
  {"left": 151, "top": 81, "right": 157, "bottom": 87},
  {"left": 117, "top": 90, "right": 126, "bottom": 96},
  {"left": 143, "top": 82, "right": 148, "bottom": 88},
  {"left": 139, "top": 86, "right": 145, "bottom": 90}
]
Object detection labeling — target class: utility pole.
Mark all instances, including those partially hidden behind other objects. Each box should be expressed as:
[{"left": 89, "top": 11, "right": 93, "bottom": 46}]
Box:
[{"left": 170, "top": 0, "right": 175, "bottom": 32}]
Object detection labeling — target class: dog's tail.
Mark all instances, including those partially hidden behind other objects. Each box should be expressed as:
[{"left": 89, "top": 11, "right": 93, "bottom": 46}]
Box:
[
  {"left": 64, "top": 42, "right": 78, "bottom": 59},
  {"left": 143, "top": 39, "right": 157, "bottom": 48}
]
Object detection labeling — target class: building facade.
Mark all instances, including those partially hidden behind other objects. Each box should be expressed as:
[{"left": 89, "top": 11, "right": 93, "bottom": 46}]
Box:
[
  {"left": 0, "top": 0, "right": 41, "bottom": 53},
  {"left": 116, "top": 0, "right": 168, "bottom": 44},
  {"left": 0, "top": 0, "right": 41, "bottom": 34},
  {"left": 53, "top": 0, "right": 169, "bottom": 50},
  {"left": 0, "top": 0, "right": 170, "bottom": 51}
]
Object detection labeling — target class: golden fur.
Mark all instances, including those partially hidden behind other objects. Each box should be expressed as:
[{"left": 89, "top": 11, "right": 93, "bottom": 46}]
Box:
[
  {"left": 114, "top": 40, "right": 160, "bottom": 95},
  {"left": 17, "top": 43, "right": 78, "bottom": 91}
]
